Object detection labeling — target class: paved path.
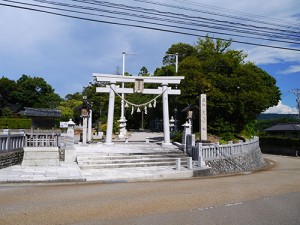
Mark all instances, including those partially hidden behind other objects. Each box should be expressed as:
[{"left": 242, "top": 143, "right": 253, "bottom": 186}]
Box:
[
  {"left": 0, "top": 155, "right": 299, "bottom": 225},
  {"left": 0, "top": 162, "right": 84, "bottom": 182},
  {"left": 122, "top": 130, "right": 165, "bottom": 142}
]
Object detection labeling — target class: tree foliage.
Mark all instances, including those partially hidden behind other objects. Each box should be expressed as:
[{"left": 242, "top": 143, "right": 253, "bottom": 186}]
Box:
[
  {"left": 163, "top": 42, "right": 197, "bottom": 65},
  {"left": 14, "top": 75, "right": 62, "bottom": 108},
  {"left": 57, "top": 99, "right": 82, "bottom": 122},
  {"left": 138, "top": 66, "right": 149, "bottom": 76},
  {"left": 0, "top": 75, "right": 62, "bottom": 117},
  {"left": 0, "top": 77, "right": 18, "bottom": 107},
  {"left": 0, "top": 75, "right": 61, "bottom": 109},
  {"left": 161, "top": 37, "right": 281, "bottom": 138}
]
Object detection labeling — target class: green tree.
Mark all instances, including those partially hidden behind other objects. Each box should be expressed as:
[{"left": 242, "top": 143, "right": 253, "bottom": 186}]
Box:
[
  {"left": 138, "top": 66, "right": 149, "bottom": 76},
  {"left": 1, "top": 107, "right": 14, "bottom": 118},
  {"left": 163, "top": 42, "right": 197, "bottom": 65},
  {"left": 154, "top": 65, "right": 176, "bottom": 77},
  {"left": 0, "top": 77, "right": 17, "bottom": 108},
  {"left": 65, "top": 92, "right": 82, "bottom": 101},
  {"left": 14, "top": 75, "right": 62, "bottom": 108},
  {"left": 57, "top": 99, "right": 82, "bottom": 121},
  {"left": 169, "top": 37, "right": 281, "bottom": 138}
]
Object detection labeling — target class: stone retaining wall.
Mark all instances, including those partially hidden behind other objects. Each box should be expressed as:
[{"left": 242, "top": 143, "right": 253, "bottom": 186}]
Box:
[
  {"left": 0, "top": 149, "right": 24, "bottom": 169},
  {"left": 205, "top": 147, "right": 267, "bottom": 175}
]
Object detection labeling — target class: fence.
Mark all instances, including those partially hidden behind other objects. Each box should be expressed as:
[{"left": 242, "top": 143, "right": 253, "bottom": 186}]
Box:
[
  {"left": 0, "top": 129, "right": 66, "bottom": 152},
  {"left": 187, "top": 136, "right": 260, "bottom": 161},
  {"left": 0, "top": 130, "right": 25, "bottom": 152},
  {"left": 25, "top": 129, "right": 62, "bottom": 147}
]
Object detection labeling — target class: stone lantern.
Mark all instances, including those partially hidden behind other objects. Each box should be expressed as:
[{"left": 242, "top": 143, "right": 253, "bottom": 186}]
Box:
[
  {"left": 169, "top": 116, "right": 175, "bottom": 133},
  {"left": 65, "top": 119, "right": 76, "bottom": 162},
  {"left": 78, "top": 96, "right": 92, "bottom": 145},
  {"left": 181, "top": 104, "right": 196, "bottom": 122}
]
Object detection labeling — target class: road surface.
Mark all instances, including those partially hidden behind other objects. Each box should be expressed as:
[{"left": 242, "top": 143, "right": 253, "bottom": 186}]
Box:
[{"left": 0, "top": 155, "right": 299, "bottom": 225}]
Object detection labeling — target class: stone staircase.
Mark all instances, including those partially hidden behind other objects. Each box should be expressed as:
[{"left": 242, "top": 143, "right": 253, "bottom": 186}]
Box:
[{"left": 76, "top": 144, "right": 190, "bottom": 170}]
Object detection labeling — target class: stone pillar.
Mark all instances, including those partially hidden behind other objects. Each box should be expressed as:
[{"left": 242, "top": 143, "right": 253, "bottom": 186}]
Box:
[
  {"left": 82, "top": 117, "right": 88, "bottom": 145},
  {"left": 197, "top": 142, "right": 206, "bottom": 167},
  {"left": 187, "top": 157, "right": 193, "bottom": 169},
  {"left": 65, "top": 119, "right": 76, "bottom": 162},
  {"left": 106, "top": 82, "right": 116, "bottom": 144},
  {"left": 88, "top": 109, "right": 92, "bottom": 142},
  {"left": 239, "top": 140, "right": 244, "bottom": 153},
  {"left": 200, "top": 94, "right": 207, "bottom": 141},
  {"left": 176, "top": 158, "right": 181, "bottom": 170},
  {"left": 186, "top": 134, "right": 196, "bottom": 156},
  {"left": 182, "top": 122, "right": 192, "bottom": 153},
  {"left": 228, "top": 141, "right": 233, "bottom": 155},
  {"left": 162, "top": 84, "right": 171, "bottom": 145}
]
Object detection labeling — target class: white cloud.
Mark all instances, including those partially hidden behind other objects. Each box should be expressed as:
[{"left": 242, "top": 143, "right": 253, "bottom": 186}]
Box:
[
  {"left": 263, "top": 100, "right": 298, "bottom": 114},
  {"left": 279, "top": 65, "right": 300, "bottom": 74},
  {"left": 244, "top": 46, "right": 300, "bottom": 65},
  {"left": 0, "top": 7, "right": 71, "bottom": 56}
]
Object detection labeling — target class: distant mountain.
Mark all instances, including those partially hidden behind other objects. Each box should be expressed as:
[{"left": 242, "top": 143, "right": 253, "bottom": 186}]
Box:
[{"left": 257, "top": 113, "right": 299, "bottom": 120}]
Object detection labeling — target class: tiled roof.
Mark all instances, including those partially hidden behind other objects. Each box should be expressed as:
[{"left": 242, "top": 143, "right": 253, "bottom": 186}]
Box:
[
  {"left": 23, "top": 107, "right": 61, "bottom": 118},
  {"left": 265, "top": 124, "right": 300, "bottom": 131}
]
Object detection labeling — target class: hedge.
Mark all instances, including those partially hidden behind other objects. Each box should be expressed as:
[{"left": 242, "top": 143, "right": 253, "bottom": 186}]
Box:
[
  {"left": 259, "top": 136, "right": 300, "bottom": 148},
  {"left": 0, "top": 118, "right": 32, "bottom": 129}
]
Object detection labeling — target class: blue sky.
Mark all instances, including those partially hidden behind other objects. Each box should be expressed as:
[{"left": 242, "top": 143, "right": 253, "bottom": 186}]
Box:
[{"left": 0, "top": 0, "right": 299, "bottom": 114}]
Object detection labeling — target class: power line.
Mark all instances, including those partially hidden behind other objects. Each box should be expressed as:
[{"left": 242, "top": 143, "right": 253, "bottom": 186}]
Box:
[
  {"left": 0, "top": 0, "right": 300, "bottom": 51},
  {"left": 172, "top": 0, "right": 300, "bottom": 27},
  {"left": 14, "top": 0, "right": 300, "bottom": 44},
  {"left": 21, "top": 0, "right": 300, "bottom": 45},
  {"left": 64, "top": 0, "right": 300, "bottom": 42},
  {"left": 4, "top": 0, "right": 300, "bottom": 41},
  {"left": 134, "top": 0, "right": 300, "bottom": 30},
  {"left": 67, "top": 0, "right": 300, "bottom": 38}
]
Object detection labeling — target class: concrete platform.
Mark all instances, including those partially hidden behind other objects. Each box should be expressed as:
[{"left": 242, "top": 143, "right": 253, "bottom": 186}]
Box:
[
  {"left": 0, "top": 132, "right": 211, "bottom": 183},
  {"left": 0, "top": 162, "right": 85, "bottom": 183}
]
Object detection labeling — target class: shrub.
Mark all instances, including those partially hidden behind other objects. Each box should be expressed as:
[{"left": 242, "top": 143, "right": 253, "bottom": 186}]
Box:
[{"left": 0, "top": 118, "right": 31, "bottom": 129}]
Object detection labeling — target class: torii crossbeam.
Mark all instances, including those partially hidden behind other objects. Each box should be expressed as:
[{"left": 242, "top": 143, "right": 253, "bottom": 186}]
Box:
[{"left": 93, "top": 73, "right": 184, "bottom": 145}]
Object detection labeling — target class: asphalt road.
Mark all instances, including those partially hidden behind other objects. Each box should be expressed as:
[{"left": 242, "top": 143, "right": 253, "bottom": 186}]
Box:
[{"left": 0, "top": 154, "right": 299, "bottom": 225}]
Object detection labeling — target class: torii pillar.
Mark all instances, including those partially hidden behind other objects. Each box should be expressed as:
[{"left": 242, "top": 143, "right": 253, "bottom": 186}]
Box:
[
  {"left": 162, "top": 83, "right": 171, "bottom": 145},
  {"left": 106, "top": 82, "right": 116, "bottom": 144}
]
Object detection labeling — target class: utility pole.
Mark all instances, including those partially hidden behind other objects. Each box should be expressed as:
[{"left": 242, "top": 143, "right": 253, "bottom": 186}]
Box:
[
  {"left": 118, "top": 51, "right": 127, "bottom": 138},
  {"left": 166, "top": 53, "right": 179, "bottom": 73},
  {"left": 175, "top": 53, "right": 178, "bottom": 73},
  {"left": 289, "top": 88, "right": 300, "bottom": 117}
]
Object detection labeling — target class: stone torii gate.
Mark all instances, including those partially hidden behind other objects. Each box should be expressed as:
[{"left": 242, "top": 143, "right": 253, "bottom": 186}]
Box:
[{"left": 93, "top": 74, "right": 184, "bottom": 145}]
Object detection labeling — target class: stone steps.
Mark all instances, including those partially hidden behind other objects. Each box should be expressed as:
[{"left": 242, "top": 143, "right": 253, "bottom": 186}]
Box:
[
  {"left": 77, "top": 153, "right": 186, "bottom": 160},
  {"left": 78, "top": 158, "right": 187, "bottom": 166},
  {"left": 77, "top": 149, "right": 190, "bottom": 170},
  {"left": 75, "top": 143, "right": 180, "bottom": 154},
  {"left": 79, "top": 161, "right": 188, "bottom": 169}
]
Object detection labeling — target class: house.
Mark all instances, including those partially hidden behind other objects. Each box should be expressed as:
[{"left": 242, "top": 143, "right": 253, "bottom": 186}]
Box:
[
  {"left": 23, "top": 107, "right": 61, "bottom": 129},
  {"left": 264, "top": 123, "right": 300, "bottom": 139}
]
